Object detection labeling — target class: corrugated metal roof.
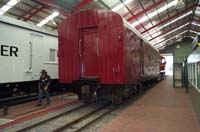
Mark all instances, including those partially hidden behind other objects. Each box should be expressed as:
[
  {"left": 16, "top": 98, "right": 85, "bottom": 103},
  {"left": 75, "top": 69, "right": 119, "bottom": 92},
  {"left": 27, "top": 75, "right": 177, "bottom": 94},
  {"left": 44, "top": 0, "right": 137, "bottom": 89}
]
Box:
[{"left": 0, "top": 0, "right": 198, "bottom": 50}]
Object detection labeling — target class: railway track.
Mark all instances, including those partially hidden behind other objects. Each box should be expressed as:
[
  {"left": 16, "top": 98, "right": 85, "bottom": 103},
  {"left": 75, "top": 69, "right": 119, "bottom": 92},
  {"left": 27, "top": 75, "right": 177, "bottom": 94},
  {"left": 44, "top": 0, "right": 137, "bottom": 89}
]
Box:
[
  {"left": 15, "top": 104, "right": 88, "bottom": 132},
  {"left": 13, "top": 100, "right": 113, "bottom": 132},
  {"left": 0, "top": 92, "right": 61, "bottom": 109},
  {"left": 52, "top": 103, "right": 113, "bottom": 132}
]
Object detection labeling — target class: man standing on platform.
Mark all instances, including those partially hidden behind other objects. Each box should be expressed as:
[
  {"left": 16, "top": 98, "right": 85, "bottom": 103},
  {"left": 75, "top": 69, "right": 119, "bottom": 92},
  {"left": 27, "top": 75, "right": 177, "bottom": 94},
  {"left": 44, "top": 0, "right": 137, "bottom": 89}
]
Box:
[{"left": 37, "top": 69, "right": 51, "bottom": 106}]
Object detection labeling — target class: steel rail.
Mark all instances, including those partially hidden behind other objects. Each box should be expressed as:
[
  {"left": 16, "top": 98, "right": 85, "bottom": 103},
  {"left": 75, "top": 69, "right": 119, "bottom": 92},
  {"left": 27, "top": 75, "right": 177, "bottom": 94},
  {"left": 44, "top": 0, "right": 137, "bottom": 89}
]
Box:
[
  {"left": 74, "top": 107, "right": 115, "bottom": 132},
  {"left": 52, "top": 103, "right": 111, "bottom": 132},
  {"left": 15, "top": 104, "right": 87, "bottom": 132}
]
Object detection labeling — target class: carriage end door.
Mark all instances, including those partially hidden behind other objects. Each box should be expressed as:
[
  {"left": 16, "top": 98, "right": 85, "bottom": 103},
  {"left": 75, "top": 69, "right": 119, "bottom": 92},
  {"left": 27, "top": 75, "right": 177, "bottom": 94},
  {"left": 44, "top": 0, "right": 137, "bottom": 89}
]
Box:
[{"left": 79, "top": 27, "right": 99, "bottom": 78}]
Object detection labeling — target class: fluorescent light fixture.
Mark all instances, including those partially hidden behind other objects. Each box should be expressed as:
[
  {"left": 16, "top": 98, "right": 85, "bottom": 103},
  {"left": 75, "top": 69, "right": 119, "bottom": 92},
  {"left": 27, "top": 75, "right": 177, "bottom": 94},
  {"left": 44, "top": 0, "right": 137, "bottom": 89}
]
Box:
[
  {"left": 192, "top": 22, "right": 200, "bottom": 27},
  {"left": 189, "top": 30, "right": 198, "bottom": 34},
  {"left": 0, "top": 0, "right": 20, "bottom": 15},
  {"left": 195, "top": 10, "right": 200, "bottom": 15},
  {"left": 112, "top": 0, "right": 132, "bottom": 12},
  {"left": 37, "top": 12, "right": 59, "bottom": 27},
  {"left": 131, "top": 1, "right": 177, "bottom": 27},
  {"left": 190, "top": 36, "right": 195, "bottom": 39}
]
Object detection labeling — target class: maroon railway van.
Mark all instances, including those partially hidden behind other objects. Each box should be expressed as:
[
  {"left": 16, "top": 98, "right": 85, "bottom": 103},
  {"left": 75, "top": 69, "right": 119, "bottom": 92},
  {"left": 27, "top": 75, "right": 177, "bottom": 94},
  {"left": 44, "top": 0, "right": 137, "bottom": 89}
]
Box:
[{"left": 58, "top": 9, "right": 159, "bottom": 103}]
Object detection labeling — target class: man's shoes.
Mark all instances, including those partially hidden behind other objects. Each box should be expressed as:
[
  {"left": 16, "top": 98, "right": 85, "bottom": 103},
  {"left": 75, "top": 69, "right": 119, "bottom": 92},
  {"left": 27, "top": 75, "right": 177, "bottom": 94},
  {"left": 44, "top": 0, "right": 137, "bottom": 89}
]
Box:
[{"left": 36, "top": 104, "right": 42, "bottom": 106}]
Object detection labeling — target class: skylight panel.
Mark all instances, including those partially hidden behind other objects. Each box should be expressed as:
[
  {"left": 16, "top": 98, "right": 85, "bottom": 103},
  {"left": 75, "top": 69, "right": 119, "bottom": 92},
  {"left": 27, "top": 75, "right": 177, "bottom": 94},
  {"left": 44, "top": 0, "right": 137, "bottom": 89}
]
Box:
[
  {"left": 1, "top": 5, "right": 10, "bottom": 12},
  {"left": 146, "top": 11, "right": 192, "bottom": 36},
  {"left": 7, "top": 0, "right": 18, "bottom": 6},
  {"left": 112, "top": 0, "right": 132, "bottom": 12},
  {"left": 131, "top": 1, "right": 176, "bottom": 27},
  {"left": 0, "top": 0, "right": 20, "bottom": 15},
  {"left": 158, "top": 11, "right": 192, "bottom": 30},
  {"left": 37, "top": 12, "right": 59, "bottom": 27}
]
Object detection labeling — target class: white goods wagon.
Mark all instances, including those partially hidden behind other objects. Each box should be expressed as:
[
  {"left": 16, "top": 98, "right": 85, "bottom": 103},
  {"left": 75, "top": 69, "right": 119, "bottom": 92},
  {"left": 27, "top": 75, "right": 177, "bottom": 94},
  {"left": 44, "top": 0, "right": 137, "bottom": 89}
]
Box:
[{"left": 0, "top": 15, "right": 59, "bottom": 98}]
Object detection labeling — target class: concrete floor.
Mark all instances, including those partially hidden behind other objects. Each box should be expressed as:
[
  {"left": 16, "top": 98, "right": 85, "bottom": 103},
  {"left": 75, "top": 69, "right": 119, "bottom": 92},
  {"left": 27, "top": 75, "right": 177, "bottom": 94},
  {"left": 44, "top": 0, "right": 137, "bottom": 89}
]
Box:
[
  {"left": 101, "top": 76, "right": 200, "bottom": 132},
  {"left": 0, "top": 93, "right": 78, "bottom": 126}
]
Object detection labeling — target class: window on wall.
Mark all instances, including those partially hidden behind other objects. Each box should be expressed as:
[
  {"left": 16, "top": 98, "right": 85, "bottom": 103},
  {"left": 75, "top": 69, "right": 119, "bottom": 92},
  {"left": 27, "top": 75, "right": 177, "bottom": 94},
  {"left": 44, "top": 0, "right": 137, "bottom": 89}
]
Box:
[
  {"left": 49, "top": 49, "right": 56, "bottom": 61},
  {"left": 193, "top": 63, "right": 195, "bottom": 85},
  {"left": 189, "top": 64, "right": 192, "bottom": 82},
  {"left": 197, "top": 62, "right": 200, "bottom": 89},
  {"left": 195, "top": 63, "right": 198, "bottom": 88}
]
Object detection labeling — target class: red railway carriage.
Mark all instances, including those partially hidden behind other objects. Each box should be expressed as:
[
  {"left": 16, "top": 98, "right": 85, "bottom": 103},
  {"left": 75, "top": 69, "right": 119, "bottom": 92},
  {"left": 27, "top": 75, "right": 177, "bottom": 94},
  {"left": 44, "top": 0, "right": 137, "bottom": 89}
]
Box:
[
  {"left": 58, "top": 9, "right": 160, "bottom": 103},
  {"left": 160, "top": 56, "right": 166, "bottom": 79}
]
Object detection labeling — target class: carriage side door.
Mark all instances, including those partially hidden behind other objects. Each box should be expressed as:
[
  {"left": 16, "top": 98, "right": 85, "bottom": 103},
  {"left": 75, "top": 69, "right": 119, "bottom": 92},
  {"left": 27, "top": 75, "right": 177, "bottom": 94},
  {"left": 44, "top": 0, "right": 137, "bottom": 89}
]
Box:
[{"left": 79, "top": 27, "right": 99, "bottom": 78}]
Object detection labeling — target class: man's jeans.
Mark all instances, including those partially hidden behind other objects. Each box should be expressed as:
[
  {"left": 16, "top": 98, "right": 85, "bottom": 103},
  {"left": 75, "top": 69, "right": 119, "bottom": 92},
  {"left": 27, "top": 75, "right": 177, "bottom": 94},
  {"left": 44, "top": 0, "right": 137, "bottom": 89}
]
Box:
[{"left": 38, "top": 89, "right": 50, "bottom": 105}]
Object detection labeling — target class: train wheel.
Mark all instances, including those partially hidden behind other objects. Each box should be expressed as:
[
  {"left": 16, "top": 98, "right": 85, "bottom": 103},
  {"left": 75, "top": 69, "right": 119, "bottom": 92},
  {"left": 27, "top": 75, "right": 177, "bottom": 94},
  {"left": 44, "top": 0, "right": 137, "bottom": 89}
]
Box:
[
  {"left": 136, "top": 84, "right": 140, "bottom": 94},
  {"left": 112, "top": 89, "right": 123, "bottom": 106},
  {"left": 81, "top": 84, "right": 95, "bottom": 103},
  {"left": 81, "top": 85, "right": 90, "bottom": 103},
  {"left": 122, "top": 86, "right": 129, "bottom": 101}
]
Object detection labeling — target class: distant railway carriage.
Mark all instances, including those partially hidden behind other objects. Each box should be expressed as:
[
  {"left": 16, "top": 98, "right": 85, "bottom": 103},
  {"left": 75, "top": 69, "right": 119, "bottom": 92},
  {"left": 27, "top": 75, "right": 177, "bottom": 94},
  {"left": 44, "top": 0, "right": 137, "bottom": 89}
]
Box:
[
  {"left": 0, "top": 15, "right": 58, "bottom": 98},
  {"left": 58, "top": 9, "right": 160, "bottom": 104},
  {"left": 160, "top": 56, "right": 166, "bottom": 79}
]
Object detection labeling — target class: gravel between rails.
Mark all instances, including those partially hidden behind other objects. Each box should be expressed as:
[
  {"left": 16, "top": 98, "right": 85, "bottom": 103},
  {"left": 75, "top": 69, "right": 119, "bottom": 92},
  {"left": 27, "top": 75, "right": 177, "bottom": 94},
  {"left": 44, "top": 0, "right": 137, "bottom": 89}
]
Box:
[
  {"left": 65, "top": 107, "right": 114, "bottom": 132},
  {"left": 29, "top": 104, "right": 101, "bottom": 132},
  {"left": 1, "top": 102, "right": 85, "bottom": 132}
]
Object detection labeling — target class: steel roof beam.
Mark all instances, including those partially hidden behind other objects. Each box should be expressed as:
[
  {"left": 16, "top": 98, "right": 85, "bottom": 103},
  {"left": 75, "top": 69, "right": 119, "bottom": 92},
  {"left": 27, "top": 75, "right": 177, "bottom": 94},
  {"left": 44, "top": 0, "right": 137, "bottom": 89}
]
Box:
[
  {"left": 149, "top": 19, "right": 190, "bottom": 41},
  {"left": 154, "top": 20, "right": 200, "bottom": 45},
  {"left": 158, "top": 34, "right": 195, "bottom": 49},
  {"left": 127, "top": 0, "right": 165, "bottom": 22},
  {"left": 190, "top": 27, "right": 200, "bottom": 32},
  {"left": 134, "top": 0, "right": 155, "bottom": 40},
  {"left": 37, "top": 0, "right": 65, "bottom": 11},
  {"left": 32, "top": 0, "right": 70, "bottom": 16},
  {"left": 124, "top": 0, "right": 151, "bottom": 18},
  {"left": 141, "top": 4, "right": 197, "bottom": 34},
  {"left": 23, "top": 6, "right": 45, "bottom": 21},
  {"left": 74, "top": 0, "right": 93, "bottom": 10},
  {"left": 21, "top": 1, "right": 64, "bottom": 22},
  {"left": 155, "top": 29, "right": 197, "bottom": 47},
  {"left": 154, "top": 30, "right": 188, "bottom": 46}
]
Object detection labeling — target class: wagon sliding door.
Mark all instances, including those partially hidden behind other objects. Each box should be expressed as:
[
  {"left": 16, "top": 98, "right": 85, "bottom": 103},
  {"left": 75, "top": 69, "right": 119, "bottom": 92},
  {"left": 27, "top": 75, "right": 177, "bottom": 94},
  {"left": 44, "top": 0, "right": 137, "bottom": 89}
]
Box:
[
  {"left": 30, "top": 33, "right": 44, "bottom": 80},
  {"left": 79, "top": 27, "right": 99, "bottom": 78}
]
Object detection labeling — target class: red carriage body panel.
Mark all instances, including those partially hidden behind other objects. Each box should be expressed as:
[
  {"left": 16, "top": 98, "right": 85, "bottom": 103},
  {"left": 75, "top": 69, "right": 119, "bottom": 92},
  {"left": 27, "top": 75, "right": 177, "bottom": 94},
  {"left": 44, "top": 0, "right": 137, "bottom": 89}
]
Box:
[{"left": 58, "top": 9, "right": 159, "bottom": 85}]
